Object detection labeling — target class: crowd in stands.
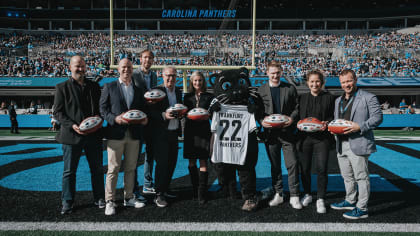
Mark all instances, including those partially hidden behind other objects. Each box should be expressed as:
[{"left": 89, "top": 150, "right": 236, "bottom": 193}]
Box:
[{"left": 0, "top": 32, "right": 419, "bottom": 78}]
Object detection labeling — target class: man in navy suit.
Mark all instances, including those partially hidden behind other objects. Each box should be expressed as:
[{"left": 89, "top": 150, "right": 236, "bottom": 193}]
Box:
[
  {"left": 132, "top": 50, "right": 158, "bottom": 196},
  {"left": 148, "top": 66, "right": 183, "bottom": 208},
  {"left": 330, "top": 69, "right": 383, "bottom": 219},
  {"left": 54, "top": 55, "right": 104, "bottom": 214},
  {"left": 100, "top": 58, "right": 148, "bottom": 215}
]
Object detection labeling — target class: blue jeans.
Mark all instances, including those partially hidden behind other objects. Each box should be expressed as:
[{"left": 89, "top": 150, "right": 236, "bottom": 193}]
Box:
[
  {"left": 143, "top": 139, "right": 154, "bottom": 188},
  {"left": 62, "top": 137, "right": 104, "bottom": 204},
  {"left": 134, "top": 139, "right": 154, "bottom": 190}
]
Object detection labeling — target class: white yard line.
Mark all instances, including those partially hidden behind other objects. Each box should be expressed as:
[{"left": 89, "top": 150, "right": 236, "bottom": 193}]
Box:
[{"left": 0, "top": 222, "right": 419, "bottom": 232}]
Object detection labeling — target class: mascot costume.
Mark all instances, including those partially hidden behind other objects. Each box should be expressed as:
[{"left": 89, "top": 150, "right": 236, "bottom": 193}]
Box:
[{"left": 208, "top": 67, "right": 263, "bottom": 211}]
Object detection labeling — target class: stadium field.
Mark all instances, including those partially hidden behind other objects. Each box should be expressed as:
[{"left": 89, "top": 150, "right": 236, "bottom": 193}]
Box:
[{"left": 0, "top": 133, "right": 419, "bottom": 234}]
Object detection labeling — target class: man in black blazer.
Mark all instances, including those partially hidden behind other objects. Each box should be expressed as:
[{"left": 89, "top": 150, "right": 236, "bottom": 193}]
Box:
[
  {"left": 132, "top": 49, "right": 158, "bottom": 196},
  {"left": 100, "top": 58, "right": 148, "bottom": 216},
  {"left": 148, "top": 66, "right": 183, "bottom": 208},
  {"left": 257, "top": 61, "right": 302, "bottom": 210},
  {"left": 54, "top": 55, "right": 105, "bottom": 214}
]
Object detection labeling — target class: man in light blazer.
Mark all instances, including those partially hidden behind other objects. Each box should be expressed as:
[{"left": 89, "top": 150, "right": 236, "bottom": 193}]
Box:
[
  {"left": 100, "top": 58, "right": 148, "bottom": 215},
  {"left": 330, "top": 69, "right": 383, "bottom": 219},
  {"left": 132, "top": 50, "right": 158, "bottom": 196},
  {"left": 257, "top": 61, "right": 302, "bottom": 209},
  {"left": 148, "top": 66, "right": 182, "bottom": 208}
]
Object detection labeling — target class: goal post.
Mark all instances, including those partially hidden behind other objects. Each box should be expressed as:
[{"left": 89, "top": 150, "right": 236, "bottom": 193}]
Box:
[{"left": 109, "top": 0, "right": 257, "bottom": 90}]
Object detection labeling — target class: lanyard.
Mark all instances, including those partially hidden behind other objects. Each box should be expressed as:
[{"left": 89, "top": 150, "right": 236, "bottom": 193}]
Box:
[{"left": 340, "top": 91, "right": 357, "bottom": 115}]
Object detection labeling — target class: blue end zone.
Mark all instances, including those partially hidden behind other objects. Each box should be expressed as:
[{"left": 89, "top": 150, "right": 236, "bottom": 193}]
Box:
[
  {"left": 0, "top": 143, "right": 405, "bottom": 192},
  {"left": 370, "top": 145, "right": 420, "bottom": 188},
  {"left": 2, "top": 114, "right": 419, "bottom": 128}
]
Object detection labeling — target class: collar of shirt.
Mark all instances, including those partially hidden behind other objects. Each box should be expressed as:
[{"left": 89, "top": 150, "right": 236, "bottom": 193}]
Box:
[
  {"left": 269, "top": 82, "right": 280, "bottom": 87},
  {"left": 341, "top": 88, "right": 358, "bottom": 101},
  {"left": 166, "top": 87, "right": 177, "bottom": 106},
  {"left": 118, "top": 78, "right": 132, "bottom": 86},
  {"left": 71, "top": 77, "right": 85, "bottom": 87},
  {"left": 119, "top": 78, "right": 134, "bottom": 108}
]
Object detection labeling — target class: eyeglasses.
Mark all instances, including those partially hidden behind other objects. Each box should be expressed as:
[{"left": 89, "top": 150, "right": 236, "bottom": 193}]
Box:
[{"left": 164, "top": 74, "right": 177, "bottom": 77}]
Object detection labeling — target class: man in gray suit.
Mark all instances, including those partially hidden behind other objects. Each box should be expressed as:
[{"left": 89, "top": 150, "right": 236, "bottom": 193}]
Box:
[
  {"left": 258, "top": 61, "right": 302, "bottom": 210},
  {"left": 330, "top": 69, "right": 383, "bottom": 219},
  {"left": 132, "top": 50, "right": 158, "bottom": 196}
]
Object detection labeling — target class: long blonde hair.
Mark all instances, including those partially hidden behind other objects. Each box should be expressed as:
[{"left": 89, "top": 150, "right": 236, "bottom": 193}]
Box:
[{"left": 188, "top": 71, "right": 207, "bottom": 93}]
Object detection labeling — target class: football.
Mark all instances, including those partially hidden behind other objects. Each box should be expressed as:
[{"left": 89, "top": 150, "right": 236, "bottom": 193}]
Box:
[
  {"left": 122, "top": 109, "right": 147, "bottom": 124},
  {"left": 144, "top": 89, "right": 166, "bottom": 102},
  {"left": 328, "top": 119, "right": 353, "bottom": 134},
  {"left": 187, "top": 108, "right": 210, "bottom": 121},
  {"left": 78, "top": 116, "right": 103, "bottom": 134},
  {"left": 263, "top": 114, "right": 291, "bottom": 128},
  {"left": 167, "top": 104, "right": 188, "bottom": 116},
  {"left": 297, "top": 117, "right": 325, "bottom": 132}
]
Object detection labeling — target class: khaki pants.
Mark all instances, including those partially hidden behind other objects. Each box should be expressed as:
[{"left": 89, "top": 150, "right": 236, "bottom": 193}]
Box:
[
  {"left": 105, "top": 131, "right": 140, "bottom": 201},
  {"left": 337, "top": 141, "right": 370, "bottom": 211}
]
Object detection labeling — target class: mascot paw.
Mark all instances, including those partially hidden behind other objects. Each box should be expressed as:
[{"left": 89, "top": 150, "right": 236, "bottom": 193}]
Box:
[
  {"left": 209, "top": 98, "right": 221, "bottom": 113},
  {"left": 247, "top": 97, "right": 256, "bottom": 113}
]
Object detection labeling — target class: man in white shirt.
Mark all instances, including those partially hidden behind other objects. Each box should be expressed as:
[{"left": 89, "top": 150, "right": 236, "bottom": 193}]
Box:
[
  {"left": 147, "top": 66, "right": 183, "bottom": 208},
  {"left": 100, "top": 58, "right": 148, "bottom": 215}
]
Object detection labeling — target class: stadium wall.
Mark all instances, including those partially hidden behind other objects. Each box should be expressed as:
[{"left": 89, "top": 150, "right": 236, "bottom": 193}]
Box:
[{"left": 0, "top": 114, "right": 419, "bottom": 128}]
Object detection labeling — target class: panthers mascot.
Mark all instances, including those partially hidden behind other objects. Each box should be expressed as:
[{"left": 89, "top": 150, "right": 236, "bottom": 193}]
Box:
[{"left": 209, "top": 67, "right": 263, "bottom": 211}]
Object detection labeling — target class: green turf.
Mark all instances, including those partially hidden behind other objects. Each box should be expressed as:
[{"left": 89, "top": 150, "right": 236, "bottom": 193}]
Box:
[
  {"left": 0, "top": 232, "right": 418, "bottom": 236},
  {"left": 373, "top": 130, "right": 420, "bottom": 136}
]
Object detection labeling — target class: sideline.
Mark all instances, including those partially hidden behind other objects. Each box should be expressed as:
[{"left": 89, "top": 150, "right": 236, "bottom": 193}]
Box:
[{"left": 0, "top": 222, "right": 419, "bottom": 232}]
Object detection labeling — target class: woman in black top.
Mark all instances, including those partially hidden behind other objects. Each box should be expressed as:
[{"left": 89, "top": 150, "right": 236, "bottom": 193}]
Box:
[
  {"left": 183, "top": 71, "right": 214, "bottom": 204},
  {"left": 297, "top": 70, "right": 335, "bottom": 214}
]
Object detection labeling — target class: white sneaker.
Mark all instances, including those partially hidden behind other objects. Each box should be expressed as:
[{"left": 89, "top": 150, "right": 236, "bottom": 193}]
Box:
[
  {"left": 289, "top": 196, "right": 303, "bottom": 209},
  {"left": 301, "top": 194, "right": 313, "bottom": 207},
  {"left": 316, "top": 199, "right": 326, "bottom": 214},
  {"left": 124, "top": 197, "right": 146, "bottom": 208},
  {"left": 268, "top": 193, "right": 284, "bottom": 207},
  {"left": 105, "top": 201, "right": 116, "bottom": 216}
]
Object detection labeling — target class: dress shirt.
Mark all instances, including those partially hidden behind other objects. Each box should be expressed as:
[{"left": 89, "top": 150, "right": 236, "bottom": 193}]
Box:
[
  {"left": 119, "top": 78, "right": 134, "bottom": 109},
  {"left": 166, "top": 87, "right": 179, "bottom": 130}
]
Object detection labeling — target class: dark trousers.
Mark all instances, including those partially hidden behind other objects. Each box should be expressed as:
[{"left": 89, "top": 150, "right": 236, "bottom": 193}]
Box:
[
  {"left": 216, "top": 133, "right": 258, "bottom": 200},
  {"left": 10, "top": 119, "right": 18, "bottom": 133},
  {"left": 61, "top": 137, "right": 105, "bottom": 204},
  {"left": 153, "top": 130, "right": 179, "bottom": 194},
  {"left": 298, "top": 136, "right": 329, "bottom": 199},
  {"left": 265, "top": 136, "right": 299, "bottom": 196}
]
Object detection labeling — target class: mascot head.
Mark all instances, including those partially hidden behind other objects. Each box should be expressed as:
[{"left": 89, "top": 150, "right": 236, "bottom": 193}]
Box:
[{"left": 209, "top": 67, "right": 257, "bottom": 105}]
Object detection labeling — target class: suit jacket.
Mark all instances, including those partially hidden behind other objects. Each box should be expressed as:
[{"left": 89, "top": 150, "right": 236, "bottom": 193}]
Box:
[
  {"left": 100, "top": 80, "right": 147, "bottom": 140},
  {"left": 334, "top": 89, "right": 383, "bottom": 155},
  {"left": 148, "top": 85, "right": 183, "bottom": 136},
  {"left": 132, "top": 68, "right": 158, "bottom": 93},
  {"left": 257, "top": 81, "right": 299, "bottom": 139},
  {"left": 54, "top": 78, "right": 102, "bottom": 145}
]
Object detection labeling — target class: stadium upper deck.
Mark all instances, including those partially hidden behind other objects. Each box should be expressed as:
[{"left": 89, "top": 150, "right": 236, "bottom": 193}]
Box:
[{"left": 0, "top": 0, "right": 419, "bottom": 31}]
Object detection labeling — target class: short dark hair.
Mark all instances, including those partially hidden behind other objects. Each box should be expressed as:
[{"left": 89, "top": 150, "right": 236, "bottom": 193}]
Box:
[
  {"left": 306, "top": 70, "right": 325, "bottom": 85},
  {"left": 140, "top": 49, "right": 154, "bottom": 58},
  {"left": 339, "top": 69, "right": 356, "bottom": 80},
  {"left": 267, "top": 60, "right": 282, "bottom": 70},
  {"left": 188, "top": 71, "right": 207, "bottom": 93}
]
